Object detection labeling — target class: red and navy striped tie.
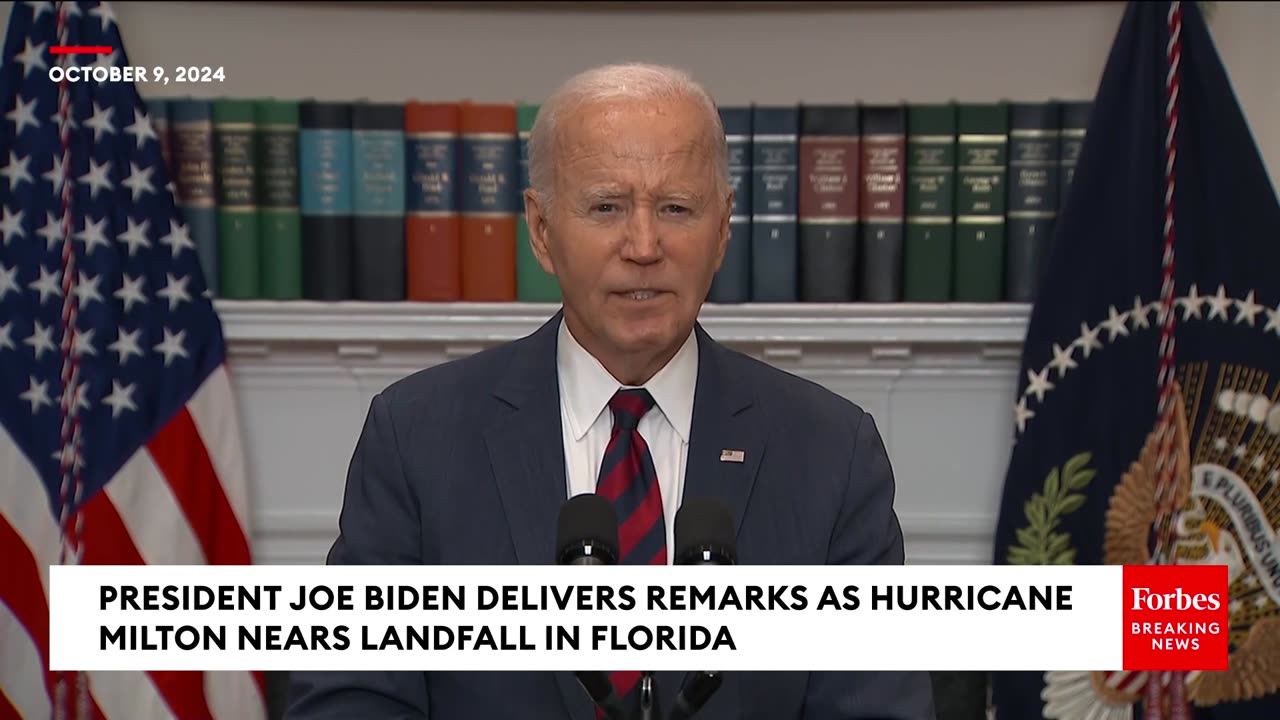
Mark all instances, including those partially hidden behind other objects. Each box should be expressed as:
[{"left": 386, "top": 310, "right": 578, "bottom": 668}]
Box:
[{"left": 595, "top": 388, "right": 666, "bottom": 713}]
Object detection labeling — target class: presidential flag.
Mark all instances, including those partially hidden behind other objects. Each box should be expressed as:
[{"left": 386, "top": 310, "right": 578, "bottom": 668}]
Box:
[
  {"left": 991, "top": 1, "right": 1280, "bottom": 718},
  {"left": 0, "top": 2, "right": 265, "bottom": 718}
]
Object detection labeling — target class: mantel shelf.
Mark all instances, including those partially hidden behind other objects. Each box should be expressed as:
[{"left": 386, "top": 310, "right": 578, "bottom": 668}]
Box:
[{"left": 214, "top": 300, "right": 1033, "bottom": 348}]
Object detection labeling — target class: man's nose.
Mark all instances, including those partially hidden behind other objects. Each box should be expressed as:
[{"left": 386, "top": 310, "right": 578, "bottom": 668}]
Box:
[{"left": 620, "top": 209, "right": 662, "bottom": 263}]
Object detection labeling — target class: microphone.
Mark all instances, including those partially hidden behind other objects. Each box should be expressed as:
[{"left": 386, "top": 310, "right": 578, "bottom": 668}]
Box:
[
  {"left": 556, "top": 493, "right": 620, "bottom": 566},
  {"left": 673, "top": 497, "right": 737, "bottom": 566},
  {"left": 669, "top": 498, "right": 737, "bottom": 720},
  {"left": 574, "top": 668, "right": 629, "bottom": 720},
  {"left": 669, "top": 672, "right": 723, "bottom": 720},
  {"left": 556, "top": 494, "right": 628, "bottom": 720},
  {"left": 639, "top": 671, "right": 660, "bottom": 720}
]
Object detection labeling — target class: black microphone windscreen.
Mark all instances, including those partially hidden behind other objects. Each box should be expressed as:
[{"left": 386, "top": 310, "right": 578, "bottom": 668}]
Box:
[
  {"left": 575, "top": 669, "right": 614, "bottom": 701},
  {"left": 556, "top": 493, "right": 620, "bottom": 565},
  {"left": 674, "top": 497, "right": 737, "bottom": 565}
]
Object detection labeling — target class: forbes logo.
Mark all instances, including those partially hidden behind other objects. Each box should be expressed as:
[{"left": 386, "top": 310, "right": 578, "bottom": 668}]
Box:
[
  {"left": 1122, "top": 565, "right": 1228, "bottom": 672},
  {"left": 1130, "top": 587, "right": 1222, "bottom": 612}
]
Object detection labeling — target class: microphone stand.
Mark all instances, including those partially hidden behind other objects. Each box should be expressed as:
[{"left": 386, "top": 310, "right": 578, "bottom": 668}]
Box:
[{"left": 638, "top": 672, "right": 661, "bottom": 720}]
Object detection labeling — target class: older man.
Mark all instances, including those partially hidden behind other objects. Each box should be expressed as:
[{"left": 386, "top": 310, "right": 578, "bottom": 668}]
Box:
[{"left": 286, "top": 63, "right": 935, "bottom": 720}]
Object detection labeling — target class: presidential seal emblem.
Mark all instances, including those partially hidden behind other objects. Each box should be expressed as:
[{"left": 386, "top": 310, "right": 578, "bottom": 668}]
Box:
[{"left": 1007, "top": 287, "right": 1280, "bottom": 719}]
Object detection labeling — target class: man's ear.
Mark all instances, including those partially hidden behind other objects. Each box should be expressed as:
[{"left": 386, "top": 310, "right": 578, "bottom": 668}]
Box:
[
  {"left": 525, "top": 188, "right": 556, "bottom": 276},
  {"left": 714, "top": 188, "right": 733, "bottom": 272}
]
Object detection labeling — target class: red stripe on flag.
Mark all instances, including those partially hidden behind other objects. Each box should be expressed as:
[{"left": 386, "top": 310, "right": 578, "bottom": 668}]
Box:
[
  {"left": 0, "top": 514, "right": 109, "bottom": 719},
  {"left": 0, "top": 688, "right": 23, "bottom": 720},
  {"left": 0, "top": 513, "right": 52, "bottom": 694},
  {"left": 146, "top": 407, "right": 251, "bottom": 565},
  {"left": 79, "top": 493, "right": 215, "bottom": 720}
]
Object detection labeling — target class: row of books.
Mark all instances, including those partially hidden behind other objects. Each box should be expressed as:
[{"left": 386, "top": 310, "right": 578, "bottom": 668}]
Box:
[{"left": 145, "top": 95, "right": 1092, "bottom": 304}]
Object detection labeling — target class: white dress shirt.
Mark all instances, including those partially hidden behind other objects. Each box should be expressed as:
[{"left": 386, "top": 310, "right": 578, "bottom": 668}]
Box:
[{"left": 557, "top": 317, "right": 697, "bottom": 565}]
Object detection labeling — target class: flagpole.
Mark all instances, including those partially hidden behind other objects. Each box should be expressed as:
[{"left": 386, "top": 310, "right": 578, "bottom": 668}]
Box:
[
  {"left": 51, "top": 2, "right": 88, "bottom": 719},
  {"left": 1146, "top": 2, "right": 1188, "bottom": 719}
]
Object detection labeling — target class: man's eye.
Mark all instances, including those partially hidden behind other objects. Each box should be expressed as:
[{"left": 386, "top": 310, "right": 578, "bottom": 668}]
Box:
[
  {"left": 592, "top": 203, "right": 617, "bottom": 213},
  {"left": 664, "top": 204, "right": 690, "bottom": 214}
]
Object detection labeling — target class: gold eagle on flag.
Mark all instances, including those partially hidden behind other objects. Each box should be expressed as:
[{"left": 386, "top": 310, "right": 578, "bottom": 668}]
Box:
[{"left": 1043, "top": 371, "right": 1280, "bottom": 717}]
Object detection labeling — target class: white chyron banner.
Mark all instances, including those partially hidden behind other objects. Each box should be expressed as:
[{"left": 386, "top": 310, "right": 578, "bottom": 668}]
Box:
[{"left": 50, "top": 564, "right": 1123, "bottom": 672}]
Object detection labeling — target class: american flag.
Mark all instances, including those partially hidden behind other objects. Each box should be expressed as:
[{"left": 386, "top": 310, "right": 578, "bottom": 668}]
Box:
[{"left": 0, "top": 2, "right": 265, "bottom": 719}]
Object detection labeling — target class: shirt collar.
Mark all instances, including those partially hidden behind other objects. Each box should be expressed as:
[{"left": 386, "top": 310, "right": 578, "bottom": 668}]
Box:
[{"left": 557, "top": 317, "right": 698, "bottom": 444}]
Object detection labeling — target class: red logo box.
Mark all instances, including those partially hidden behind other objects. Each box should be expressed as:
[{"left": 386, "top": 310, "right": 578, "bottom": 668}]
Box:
[{"left": 1123, "top": 564, "right": 1228, "bottom": 671}]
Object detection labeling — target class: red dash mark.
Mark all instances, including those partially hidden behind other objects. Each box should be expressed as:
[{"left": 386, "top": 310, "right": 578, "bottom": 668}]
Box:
[{"left": 50, "top": 46, "right": 112, "bottom": 54}]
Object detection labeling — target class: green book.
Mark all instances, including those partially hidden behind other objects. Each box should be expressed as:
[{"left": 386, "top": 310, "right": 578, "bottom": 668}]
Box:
[
  {"left": 954, "top": 102, "right": 1009, "bottom": 302},
  {"left": 213, "top": 98, "right": 260, "bottom": 299},
  {"left": 256, "top": 99, "right": 303, "bottom": 300},
  {"left": 515, "top": 102, "right": 561, "bottom": 302},
  {"left": 903, "top": 103, "right": 957, "bottom": 302}
]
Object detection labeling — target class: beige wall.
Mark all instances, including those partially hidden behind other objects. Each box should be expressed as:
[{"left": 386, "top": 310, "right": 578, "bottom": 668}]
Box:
[{"left": 2, "top": 1, "right": 1277, "bottom": 187}]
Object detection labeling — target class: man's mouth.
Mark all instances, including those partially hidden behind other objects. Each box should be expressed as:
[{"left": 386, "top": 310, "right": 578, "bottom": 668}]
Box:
[{"left": 615, "top": 290, "right": 665, "bottom": 301}]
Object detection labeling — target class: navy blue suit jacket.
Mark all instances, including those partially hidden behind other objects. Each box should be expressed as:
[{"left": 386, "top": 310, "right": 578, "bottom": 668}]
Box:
[{"left": 286, "top": 312, "right": 936, "bottom": 719}]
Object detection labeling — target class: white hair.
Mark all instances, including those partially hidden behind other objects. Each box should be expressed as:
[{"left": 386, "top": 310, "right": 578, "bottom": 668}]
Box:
[{"left": 526, "top": 62, "right": 729, "bottom": 210}]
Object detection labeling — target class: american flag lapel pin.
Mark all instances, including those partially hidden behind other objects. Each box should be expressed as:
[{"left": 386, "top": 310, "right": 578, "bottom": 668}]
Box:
[{"left": 720, "top": 449, "right": 745, "bottom": 463}]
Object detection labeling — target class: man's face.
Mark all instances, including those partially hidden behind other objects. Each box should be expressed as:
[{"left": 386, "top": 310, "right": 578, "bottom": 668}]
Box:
[{"left": 526, "top": 96, "right": 731, "bottom": 381}]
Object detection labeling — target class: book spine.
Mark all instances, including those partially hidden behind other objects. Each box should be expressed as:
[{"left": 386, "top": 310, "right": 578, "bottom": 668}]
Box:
[
  {"left": 170, "top": 99, "right": 219, "bottom": 296},
  {"left": 750, "top": 106, "right": 799, "bottom": 302},
  {"left": 300, "top": 101, "right": 354, "bottom": 301},
  {"left": 352, "top": 102, "right": 407, "bottom": 301},
  {"left": 954, "top": 103, "right": 1009, "bottom": 302},
  {"left": 460, "top": 103, "right": 517, "bottom": 302},
  {"left": 214, "top": 98, "right": 260, "bottom": 299},
  {"left": 1006, "top": 102, "right": 1061, "bottom": 303},
  {"left": 859, "top": 105, "right": 906, "bottom": 302},
  {"left": 515, "top": 102, "right": 560, "bottom": 302},
  {"left": 405, "top": 102, "right": 461, "bottom": 301},
  {"left": 798, "top": 105, "right": 859, "bottom": 302},
  {"left": 256, "top": 99, "right": 302, "bottom": 300},
  {"left": 1058, "top": 101, "right": 1092, "bottom": 212},
  {"left": 708, "top": 106, "right": 752, "bottom": 304},
  {"left": 903, "top": 103, "right": 957, "bottom": 302}
]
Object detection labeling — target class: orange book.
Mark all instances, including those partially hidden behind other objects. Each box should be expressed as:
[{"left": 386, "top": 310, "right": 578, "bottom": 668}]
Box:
[
  {"left": 459, "top": 102, "right": 517, "bottom": 302},
  {"left": 405, "top": 102, "right": 461, "bottom": 301}
]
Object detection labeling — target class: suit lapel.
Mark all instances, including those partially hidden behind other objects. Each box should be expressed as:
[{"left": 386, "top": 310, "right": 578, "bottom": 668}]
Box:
[
  {"left": 484, "top": 312, "right": 568, "bottom": 567},
  {"left": 682, "top": 323, "right": 766, "bottom": 549},
  {"left": 658, "top": 323, "right": 766, "bottom": 713},
  {"left": 482, "top": 311, "right": 594, "bottom": 720}
]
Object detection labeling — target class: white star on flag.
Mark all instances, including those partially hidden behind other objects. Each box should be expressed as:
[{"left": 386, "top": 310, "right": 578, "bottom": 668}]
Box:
[
  {"left": 114, "top": 273, "right": 147, "bottom": 312},
  {"left": 19, "top": 375, "right": 52, "bottom": 413},
  {"left": 5, "top": 95, "right": 39, "bottom": 136},
  {"left": 74, "top": 215, "right": 110, "bottom": 254},
  {"left": 108, "top": 326, "right": 144, "bottom": 365},
  {"left": 0, "top": 205, "right": 24, "bottom": 244},
  {"left": 37, "top": 211, "right": 62, "bottom": 250},
  {"left": 121, "top": 161, "right": 155, "bottom": 202},
  {"left": 103, "top": 380, "right": 137, "bottom": 419},
  {"left": 124, "top": 108, "right": 158, "bottom": 149},
  {"left": 117, "top": 216, "right": 151, "bottom": 256},
  {"left": 78, "top": 157, "right": 114, "bottom": 200},
  {"left": 1, "top": 151, "right": 33, "bottom": 189},
  {"left": 154, "top": 327, "right": 189, "bottom": 366},
  {"left": 159, "top": 219, "right": 195, "bottom": 257},
  {"left": 0, "top": 263, "right": 16, "bottom": 300},
  {"left": 84, "top": 101, "right": 117, "bottom": 143},
  {"left": 23, "top": 320, "right": 55, "bottom": 359}
]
